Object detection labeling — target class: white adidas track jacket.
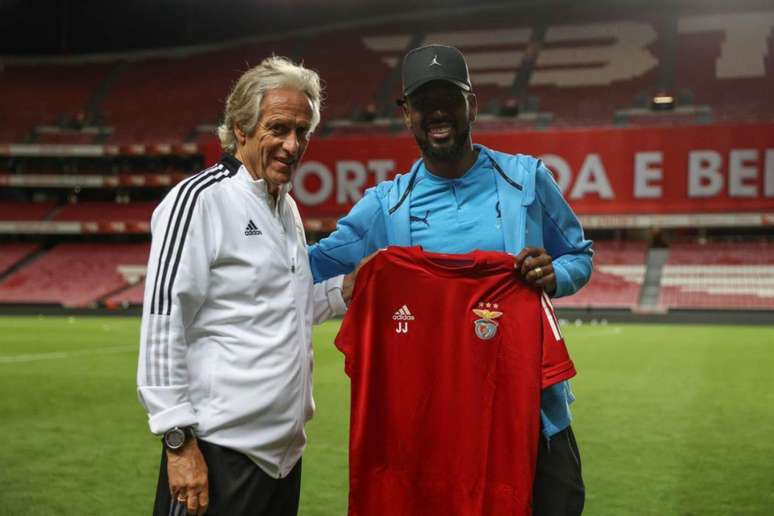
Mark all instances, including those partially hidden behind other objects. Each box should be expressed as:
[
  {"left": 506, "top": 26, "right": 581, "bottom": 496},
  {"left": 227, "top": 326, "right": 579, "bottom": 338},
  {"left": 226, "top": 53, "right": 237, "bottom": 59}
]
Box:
[{"left": 137, "top": 155, "right": 346, "bottom": 478}]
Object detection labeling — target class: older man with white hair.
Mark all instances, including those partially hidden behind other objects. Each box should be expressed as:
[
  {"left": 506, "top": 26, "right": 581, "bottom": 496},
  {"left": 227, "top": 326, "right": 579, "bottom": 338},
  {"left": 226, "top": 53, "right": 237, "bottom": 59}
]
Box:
[{"left": 137, "top": 56, "right": 348, "bottom": 516}]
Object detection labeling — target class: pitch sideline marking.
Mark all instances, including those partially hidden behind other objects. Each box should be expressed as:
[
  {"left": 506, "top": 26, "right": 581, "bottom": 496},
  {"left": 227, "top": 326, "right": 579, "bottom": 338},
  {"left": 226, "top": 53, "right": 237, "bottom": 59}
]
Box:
[{"left": 0, "top": 345, "right": 136, "bottom": 364}]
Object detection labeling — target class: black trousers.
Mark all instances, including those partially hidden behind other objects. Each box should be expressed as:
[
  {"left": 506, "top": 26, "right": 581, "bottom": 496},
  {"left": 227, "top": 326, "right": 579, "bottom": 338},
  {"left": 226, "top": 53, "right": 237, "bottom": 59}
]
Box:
[
  {"left": 532, "top": 426, "right": 585, "bottom": 516},
  {"left": 153, "top": 440, "right": 302, "bottom": 516}
]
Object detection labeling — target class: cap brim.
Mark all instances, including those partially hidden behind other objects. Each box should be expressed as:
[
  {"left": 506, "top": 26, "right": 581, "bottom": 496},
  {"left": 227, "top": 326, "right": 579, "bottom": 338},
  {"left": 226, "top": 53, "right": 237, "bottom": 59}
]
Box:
[{"left": 404, "top": 77, "right": 471, "bottom": 96}]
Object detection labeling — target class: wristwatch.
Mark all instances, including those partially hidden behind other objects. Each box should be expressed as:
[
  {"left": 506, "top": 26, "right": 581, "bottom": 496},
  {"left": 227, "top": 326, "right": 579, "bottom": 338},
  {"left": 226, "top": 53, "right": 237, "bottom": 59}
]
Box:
[{"left": 163, "top": 426, "right": 194, "bottom": 451}]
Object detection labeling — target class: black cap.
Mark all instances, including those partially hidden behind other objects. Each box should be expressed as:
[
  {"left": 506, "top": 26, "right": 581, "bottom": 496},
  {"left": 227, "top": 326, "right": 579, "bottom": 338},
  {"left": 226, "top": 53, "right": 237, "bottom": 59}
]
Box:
[{"left": 401, "top": 44, "right": 472, "bottom": 97}]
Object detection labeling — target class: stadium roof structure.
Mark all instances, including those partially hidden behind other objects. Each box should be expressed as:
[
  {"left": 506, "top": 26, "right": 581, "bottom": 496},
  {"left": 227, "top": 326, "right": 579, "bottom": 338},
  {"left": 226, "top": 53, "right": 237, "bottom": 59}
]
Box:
[
  {"left": 3, "top": 0, "right": 760, "bottom": 57},
  {"left": 0, "top": 0, "right": 524, "bottom": 56}
]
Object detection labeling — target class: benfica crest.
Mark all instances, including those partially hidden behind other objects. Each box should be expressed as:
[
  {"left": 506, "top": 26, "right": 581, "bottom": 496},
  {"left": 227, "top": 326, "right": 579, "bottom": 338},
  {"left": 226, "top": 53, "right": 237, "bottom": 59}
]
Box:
[{"left": 473, "top": 302, "right": 503, "bottom": 341}]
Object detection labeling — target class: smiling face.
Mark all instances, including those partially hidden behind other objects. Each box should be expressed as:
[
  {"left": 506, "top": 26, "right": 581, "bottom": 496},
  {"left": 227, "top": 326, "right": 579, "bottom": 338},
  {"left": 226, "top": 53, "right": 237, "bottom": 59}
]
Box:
[
  {"left": 235, "top": 87, "right": 313, "bottom": 194},
  {"left": 402, "top": 80, "right": 477, "bottom": 164}
]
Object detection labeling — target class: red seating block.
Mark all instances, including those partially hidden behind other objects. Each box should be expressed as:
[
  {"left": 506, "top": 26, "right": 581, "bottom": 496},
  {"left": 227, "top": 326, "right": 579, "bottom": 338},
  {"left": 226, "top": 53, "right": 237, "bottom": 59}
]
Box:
[
  {"left": 0, "top": 243, "right": 149, "bottom": 307},
  {"left": 105, "top": 280, "right": 146, "bottom": 306},
  {"left": 0, "top": 202, "right": 56, "bottom": 221},
  {"left": 53, "top": 202, "right": 156, "bottom": 223},
  {"left": 0, "top": 243, "right": 39, "bottom": 274},
  {"left": 0, "top": 63, "right": 112, "bottom": 142},
  {"left": 554, "top": 241, "right": 648, "bottom": 309},
  {"left": 658, "top": 242, "right": 774, "bottom": 310}
]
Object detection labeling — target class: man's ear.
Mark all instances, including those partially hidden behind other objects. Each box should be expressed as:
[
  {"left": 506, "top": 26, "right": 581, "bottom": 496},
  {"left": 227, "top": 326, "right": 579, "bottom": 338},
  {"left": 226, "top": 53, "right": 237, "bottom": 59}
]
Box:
[
  {"left": 401, "top": 103, "right": 412, "bottom": 129},
  {"left": 234, "top": 125, "right": 247, "bottom": 146},
  {"left": 468, "top": 93, "right": 478, "bottom": 124},
  {"left": 400, "top": 104, "right": 411, "bottom": 129}
]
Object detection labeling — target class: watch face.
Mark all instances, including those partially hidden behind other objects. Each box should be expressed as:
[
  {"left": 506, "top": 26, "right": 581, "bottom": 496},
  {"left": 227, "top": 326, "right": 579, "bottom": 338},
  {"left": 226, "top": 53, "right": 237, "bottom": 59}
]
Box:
[{"left": 165, "top": 428, "right": 186, "bottom": 449}]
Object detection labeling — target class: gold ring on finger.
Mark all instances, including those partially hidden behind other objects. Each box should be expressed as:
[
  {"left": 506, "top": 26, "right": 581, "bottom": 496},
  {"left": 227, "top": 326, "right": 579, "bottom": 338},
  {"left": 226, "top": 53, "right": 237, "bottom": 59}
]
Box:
[{"left": 534, "top": 266, "right": 543, "bottom": 278}]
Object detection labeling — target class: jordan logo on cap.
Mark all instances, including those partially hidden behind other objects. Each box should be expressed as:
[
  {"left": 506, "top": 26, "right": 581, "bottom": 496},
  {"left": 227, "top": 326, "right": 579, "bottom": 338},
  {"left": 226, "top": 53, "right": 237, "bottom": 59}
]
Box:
[{"left": 429, "top": 55, "right": 441, "bottom": 67}]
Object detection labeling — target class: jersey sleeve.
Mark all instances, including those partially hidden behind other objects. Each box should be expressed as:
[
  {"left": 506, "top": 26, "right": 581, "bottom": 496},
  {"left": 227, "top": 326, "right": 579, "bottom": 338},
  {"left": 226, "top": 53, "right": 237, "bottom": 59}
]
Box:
[
  {"left": 333, "top": 257, "right": 379, "bottom": 377},
  {"left": 539, "top": 291, "right": 577, "bottom": 389},
  {"left": 334, "top": 310, "right": 356, "bottom": 378},
  {"left": 136, "top": 189, "right": 215, "bottom": 435}
]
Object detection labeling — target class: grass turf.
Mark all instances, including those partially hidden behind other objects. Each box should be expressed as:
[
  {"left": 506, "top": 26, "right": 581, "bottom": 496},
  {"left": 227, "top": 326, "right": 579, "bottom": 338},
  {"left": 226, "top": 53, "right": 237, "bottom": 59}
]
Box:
[{"left": 0, "top": 316, "right": 772, "bottom": 515}]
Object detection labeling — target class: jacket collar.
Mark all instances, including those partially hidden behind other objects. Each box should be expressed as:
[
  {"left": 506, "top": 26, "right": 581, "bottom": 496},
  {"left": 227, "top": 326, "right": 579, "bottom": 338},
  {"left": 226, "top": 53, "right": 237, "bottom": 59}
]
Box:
[
  {"left": 220, "top": 153, "right": 242, "bottom": 174},
  {"left": 222, "top": 154, "right": 291, "bottom": 215},
  {"left": 387, "top": 144, "right": 529, "bottom": 253}
]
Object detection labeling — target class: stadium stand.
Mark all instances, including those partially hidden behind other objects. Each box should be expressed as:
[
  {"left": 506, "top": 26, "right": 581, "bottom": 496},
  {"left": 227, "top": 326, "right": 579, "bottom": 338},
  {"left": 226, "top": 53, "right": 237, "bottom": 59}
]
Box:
[
  {"left": 100, "top": 54, "right": 230, "bottom": 144},
  {"left": 0, "top": 63, "right": 113, "bottom": 142},
  {"left": 474, "top": 116, "right": 546, "bottom": 132},
  {"left": 529, "top": 22, "right": 663, "bottom": 128},
  {"left": 105, "top": 280, "right": 146, "bottom": 307},
  {"left": 553, "top": 241, "right": 648, "bottom": 309},
  {"left": 100, "top": 40, "right": 300, "bottom": 144},
  {"left": 0, "top": 4, "right": 772, "bottom": 317},
  {"left": 620, "top": 109, "right": 707, "bottom": 127},
  {"left": 0, "top": 243, "right": 149, "bottom": 307},
  {"left": 0, "top": 202, "right": 57, "bottom": 221},
  {"left": 0, "top": 243, "right": 39, "bottom": 275},
  {"left": 658, "top": 242, "right": 774, "bottom": 310},
  {"left": 2, "top": 9, "right": 772, "bottom": 139},
  {"left": 674, "top": 12, "right": 774, "bottom": 124},
  {"left": 304, "top": 28, "right": 397, "bottom": 121},
  {"left": 52, "top": 201, "right": 157, "bottom": 223},
  {"left": 35, "top": 132, "right": 98, "bottom": 145}
]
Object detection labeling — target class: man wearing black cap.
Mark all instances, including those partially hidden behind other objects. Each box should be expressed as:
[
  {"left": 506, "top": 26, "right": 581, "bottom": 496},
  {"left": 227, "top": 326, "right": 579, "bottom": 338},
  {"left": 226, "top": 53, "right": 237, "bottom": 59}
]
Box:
[{"left": 309, "top": 44, "right": 592, "bottom": 515}]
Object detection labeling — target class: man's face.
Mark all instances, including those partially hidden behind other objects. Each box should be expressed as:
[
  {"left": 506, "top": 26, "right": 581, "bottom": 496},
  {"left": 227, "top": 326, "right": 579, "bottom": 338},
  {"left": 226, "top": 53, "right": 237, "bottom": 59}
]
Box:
[
  {"left": 237, "top": 87, "right": 312, "bottom": 193},
  {"left": 402, "top": 81, "right": 477, "bottom": 162}
]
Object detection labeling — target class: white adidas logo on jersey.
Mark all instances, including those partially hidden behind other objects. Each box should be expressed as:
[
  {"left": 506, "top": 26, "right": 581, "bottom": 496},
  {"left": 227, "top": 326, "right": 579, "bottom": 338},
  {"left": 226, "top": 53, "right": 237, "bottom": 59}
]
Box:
[
  {"left": 392, "top": 305, "right": 414, "bottom": 334},
  {"left": 392, "top": 305, "right": 415, "bottom": 321}
]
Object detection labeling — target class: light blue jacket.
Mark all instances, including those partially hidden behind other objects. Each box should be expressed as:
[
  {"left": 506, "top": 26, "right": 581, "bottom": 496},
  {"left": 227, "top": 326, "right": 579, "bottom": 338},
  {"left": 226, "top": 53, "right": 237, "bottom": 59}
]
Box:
[{"left": 309, "top": 144, "right": 593, "bottom": 437}]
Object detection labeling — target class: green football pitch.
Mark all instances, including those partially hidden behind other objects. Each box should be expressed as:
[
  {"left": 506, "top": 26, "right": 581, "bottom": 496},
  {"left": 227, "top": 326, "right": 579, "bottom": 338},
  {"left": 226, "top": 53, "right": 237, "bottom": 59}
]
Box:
[{"left": 1, "top": 316, "right": 772, "bottom": 515}]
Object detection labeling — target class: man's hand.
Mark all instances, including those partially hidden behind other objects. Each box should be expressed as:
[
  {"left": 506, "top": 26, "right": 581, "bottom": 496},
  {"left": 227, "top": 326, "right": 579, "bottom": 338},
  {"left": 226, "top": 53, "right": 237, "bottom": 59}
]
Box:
[
  {"left": 342, "top": 251, "right": 382, "bottom": 305},
  {"left": 167, "top": 439, "right": 209, "bottom": 515},
  {"left": 514, "top": 247, "right": 556, "bottom": 295}
]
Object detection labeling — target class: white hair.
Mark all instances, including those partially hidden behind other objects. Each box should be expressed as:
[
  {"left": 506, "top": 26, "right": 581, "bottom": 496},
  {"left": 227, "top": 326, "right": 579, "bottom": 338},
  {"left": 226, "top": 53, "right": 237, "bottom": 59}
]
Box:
[{"left": 217, "top": 56, "right": 322, "bottom": 155}]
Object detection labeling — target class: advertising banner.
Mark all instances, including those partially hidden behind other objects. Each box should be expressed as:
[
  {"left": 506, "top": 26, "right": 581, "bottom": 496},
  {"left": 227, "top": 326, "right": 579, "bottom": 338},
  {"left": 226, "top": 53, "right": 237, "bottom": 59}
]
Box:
[{"left": 201, "top": 123, "right": 774, "bottom": 222}]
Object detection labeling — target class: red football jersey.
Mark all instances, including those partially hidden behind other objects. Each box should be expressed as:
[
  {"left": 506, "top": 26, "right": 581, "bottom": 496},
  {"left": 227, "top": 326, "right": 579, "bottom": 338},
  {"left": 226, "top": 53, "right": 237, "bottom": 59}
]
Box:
[{"left": 335, "top": 246, "right": 576, "bottom": 516}]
